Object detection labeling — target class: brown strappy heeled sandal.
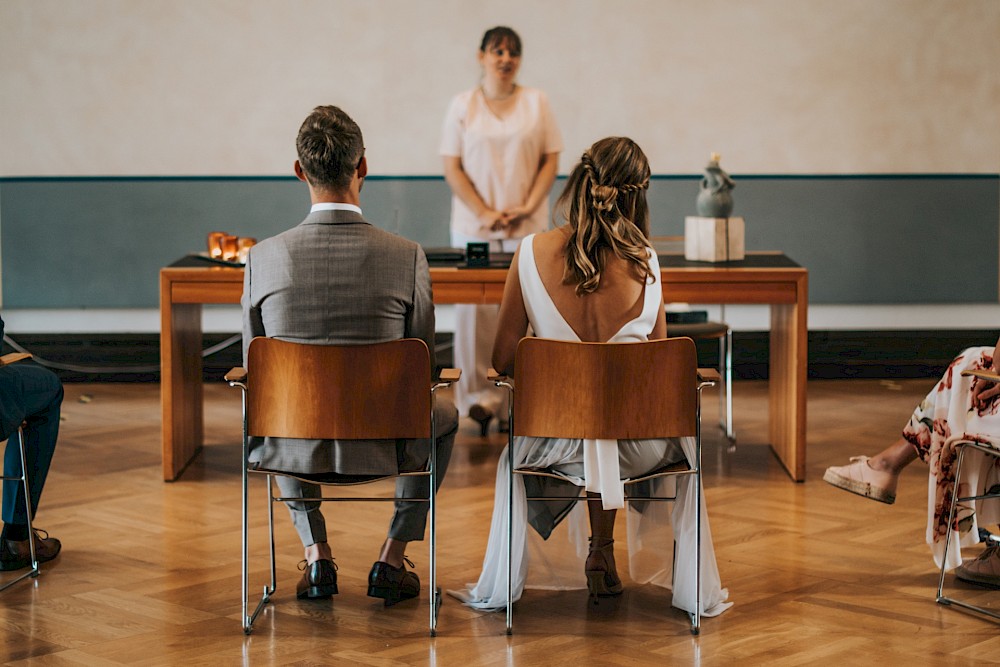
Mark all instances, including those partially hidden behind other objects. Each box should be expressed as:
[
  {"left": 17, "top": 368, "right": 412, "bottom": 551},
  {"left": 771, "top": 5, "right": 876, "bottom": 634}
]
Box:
[{"left": 585, "top": 537, "right": 623, "bottom": 597}]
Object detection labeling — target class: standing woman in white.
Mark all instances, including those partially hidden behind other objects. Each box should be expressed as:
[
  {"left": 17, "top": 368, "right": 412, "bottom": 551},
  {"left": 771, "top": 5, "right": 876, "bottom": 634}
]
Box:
[{"left": 440, "top": 26, "right": 563, "bottom": 435}]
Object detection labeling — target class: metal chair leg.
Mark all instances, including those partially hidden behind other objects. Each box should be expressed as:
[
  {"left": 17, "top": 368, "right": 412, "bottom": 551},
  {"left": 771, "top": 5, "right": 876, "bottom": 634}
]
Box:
[
  {"left": 266, "top": 475, "right": 276, "bottom": 597},
  {"left": 692, "top": 389, "right": 703, "bottom": 635},
  {"left": 429, "top": 411, "right": 439, "bottom": 637},
  {"left": 724, "top": 328, "right": 734, "bottom": 443},
  {"left": 495, "top": 381, "right": 514, "bottom": 636},
  {"left": 716, "top": 306, "right": 735, "bottom": 445},
  {"left": 936, "top": 441, "right": 1000, "bottom": 621},
  {"left": 506, "top": 424, "right": 515, "bottom": 635},
  {"left": 239, "top": 386, "right": 273, "bottom": 635},
  {"left": 241, "top": 444, "right": 249, "bottom": 632},
  {"left": 715, "top": 328, "right": 736, "bottom": 446},
  {"left": 0, "top": 426, "right": 40, "bottom": 593}
]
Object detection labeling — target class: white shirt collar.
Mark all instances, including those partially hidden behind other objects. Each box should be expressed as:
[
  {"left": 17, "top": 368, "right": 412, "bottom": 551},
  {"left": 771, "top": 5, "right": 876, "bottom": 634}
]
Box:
[{"left": 311, "top": 202, "right": 362, "bottom": 215}]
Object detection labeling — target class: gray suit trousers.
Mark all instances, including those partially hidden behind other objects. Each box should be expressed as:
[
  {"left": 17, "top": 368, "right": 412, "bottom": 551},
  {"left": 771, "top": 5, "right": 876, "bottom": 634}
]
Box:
[{"left": 278, "top": 399, "right": 458, "bottom": 547}]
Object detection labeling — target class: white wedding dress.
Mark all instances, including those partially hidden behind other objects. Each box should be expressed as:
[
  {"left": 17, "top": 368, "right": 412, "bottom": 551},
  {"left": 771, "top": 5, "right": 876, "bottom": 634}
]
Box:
[{"left": 450, "top": 235, "right": 732, "bottom": 617}]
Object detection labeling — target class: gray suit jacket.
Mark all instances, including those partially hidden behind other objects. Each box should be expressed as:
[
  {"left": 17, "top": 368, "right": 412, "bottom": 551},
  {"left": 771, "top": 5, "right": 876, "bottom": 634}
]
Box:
[{"left": 241, "top": 208, "right": 436, "bottom": 475}]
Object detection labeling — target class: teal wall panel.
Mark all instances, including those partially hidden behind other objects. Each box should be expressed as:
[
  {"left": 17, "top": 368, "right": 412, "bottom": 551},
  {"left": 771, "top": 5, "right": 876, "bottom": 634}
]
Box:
[{"left": 1, "top": 175, "right": 996, "bottom": 308}]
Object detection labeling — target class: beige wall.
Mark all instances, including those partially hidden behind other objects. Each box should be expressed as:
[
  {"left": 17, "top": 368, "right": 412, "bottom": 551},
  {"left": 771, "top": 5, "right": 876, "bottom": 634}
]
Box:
[{"left": 1, "top": 0, "right": 998, "bottom": 177}]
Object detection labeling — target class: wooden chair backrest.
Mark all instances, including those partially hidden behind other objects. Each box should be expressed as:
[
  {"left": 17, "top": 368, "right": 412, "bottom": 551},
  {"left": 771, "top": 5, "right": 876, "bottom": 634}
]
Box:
[
  {"left": 513, "top": 337, "right": 698, "bottom": 440},
  {"left": 246, "top": 337, "right": 431, "bottom": 440}
]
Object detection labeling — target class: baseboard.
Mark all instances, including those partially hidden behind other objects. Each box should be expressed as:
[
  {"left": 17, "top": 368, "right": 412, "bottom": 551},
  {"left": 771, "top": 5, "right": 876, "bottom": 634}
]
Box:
[
  {"left": 729, "top": 329, "right": 993, "bottom": 380},
  {"left": 2, "top": 329, "right": 993, "bottom": 382}
]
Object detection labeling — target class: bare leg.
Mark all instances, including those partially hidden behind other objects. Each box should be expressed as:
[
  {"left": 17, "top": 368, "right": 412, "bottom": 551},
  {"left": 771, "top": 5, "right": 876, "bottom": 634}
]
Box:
[
  {"left": 867, "top": 437, "right": 919, "bottom": 475},
  {"left": 585, "top": 492, "right": 623, "bottom": 595},
  {"left": 377, "top": 537, "right": 409, "bottom": 568},
  {"left": 586, "top": 492, "right": 616, "bottom": 564},
  {"left": 304, "top": 541, "right": 333, "bottom": 565}
]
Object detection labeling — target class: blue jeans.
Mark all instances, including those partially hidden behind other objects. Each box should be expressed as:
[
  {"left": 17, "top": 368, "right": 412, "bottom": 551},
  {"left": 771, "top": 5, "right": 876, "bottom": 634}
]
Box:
[{"left": 2, "top": 365, "right": 62, "bottom": 526}]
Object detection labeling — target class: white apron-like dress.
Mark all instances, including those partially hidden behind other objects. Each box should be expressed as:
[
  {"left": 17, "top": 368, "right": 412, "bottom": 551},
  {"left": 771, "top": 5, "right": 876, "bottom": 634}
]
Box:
[{"left": 451, "top": 235, "right": 732, "bottom": 617}]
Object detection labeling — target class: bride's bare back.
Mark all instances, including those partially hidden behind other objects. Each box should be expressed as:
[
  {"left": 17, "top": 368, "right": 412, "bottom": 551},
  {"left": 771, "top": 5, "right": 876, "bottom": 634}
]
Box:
[
  {"left": 531, "top": 227, "right": 653, "bottom": 343},
  {"left": 492, "top": 136, "right": 665, "bottom": 374}
]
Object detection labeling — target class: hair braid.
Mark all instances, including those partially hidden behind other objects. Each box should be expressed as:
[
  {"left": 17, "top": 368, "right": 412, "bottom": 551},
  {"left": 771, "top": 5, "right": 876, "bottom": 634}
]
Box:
[{"left": 556, "top": 139, "right": 654, "bottom": 295}]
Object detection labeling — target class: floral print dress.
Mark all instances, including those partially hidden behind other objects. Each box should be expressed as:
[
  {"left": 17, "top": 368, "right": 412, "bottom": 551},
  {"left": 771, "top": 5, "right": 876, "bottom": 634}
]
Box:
[{"left": 902, "top": 346, "right": 1000, "bottom": 569}]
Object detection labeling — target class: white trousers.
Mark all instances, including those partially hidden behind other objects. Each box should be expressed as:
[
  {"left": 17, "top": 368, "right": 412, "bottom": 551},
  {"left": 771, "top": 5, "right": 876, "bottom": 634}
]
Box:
[{"left": 450, "top": 230, "right": 521, "bottom": 417}]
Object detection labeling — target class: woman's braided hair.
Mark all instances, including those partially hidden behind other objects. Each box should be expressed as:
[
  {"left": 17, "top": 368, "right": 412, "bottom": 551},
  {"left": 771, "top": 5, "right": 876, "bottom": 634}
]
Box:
[{"left": 557, "top": 137, "right": 653, "bottom": 295}]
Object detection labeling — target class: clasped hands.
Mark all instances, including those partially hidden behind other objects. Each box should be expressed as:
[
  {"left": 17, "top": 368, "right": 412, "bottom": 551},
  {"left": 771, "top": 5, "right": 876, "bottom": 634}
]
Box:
[{"left": 479, "top": 206, "right": 531, "bottom": 234}]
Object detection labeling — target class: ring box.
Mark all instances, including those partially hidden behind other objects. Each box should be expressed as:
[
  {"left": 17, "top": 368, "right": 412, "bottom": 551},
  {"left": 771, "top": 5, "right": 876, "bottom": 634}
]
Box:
[{"left": 466, "top": 242, "right": 490, "bottom": 268}]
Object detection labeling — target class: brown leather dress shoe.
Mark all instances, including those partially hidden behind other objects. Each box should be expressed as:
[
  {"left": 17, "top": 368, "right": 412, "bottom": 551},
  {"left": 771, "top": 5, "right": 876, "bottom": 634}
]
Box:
[
  {"left": 367, "top": 558, "right": 420, "bottom": 606},
  {"left": 296, "top": 558, "right": 338, "bottom": 599},
  {"left": 0, "top": 529, "right": 61, "bottom": 571}
]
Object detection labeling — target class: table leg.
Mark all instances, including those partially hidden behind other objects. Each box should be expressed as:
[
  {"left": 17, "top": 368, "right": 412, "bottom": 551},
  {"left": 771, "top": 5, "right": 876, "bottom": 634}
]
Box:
[
  {"left": 768, "top": 296, "right": 808, "bottom": 481},
  {"left": 161, "top": 297, "right": 204, "bottom": 481}
]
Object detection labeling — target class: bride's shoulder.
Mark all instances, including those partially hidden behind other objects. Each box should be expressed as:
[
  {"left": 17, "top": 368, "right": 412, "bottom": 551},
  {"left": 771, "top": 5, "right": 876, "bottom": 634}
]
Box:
[{"left": 532, "top": 226, "right": 570, "bottom": 248}]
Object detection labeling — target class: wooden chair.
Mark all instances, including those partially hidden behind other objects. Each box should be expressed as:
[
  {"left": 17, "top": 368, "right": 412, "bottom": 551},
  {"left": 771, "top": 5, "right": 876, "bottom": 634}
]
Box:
[
  {"left": 226, "top": 338, "right": 460, "bottom": 636},
  {"left": 935, "top": 368, "right": 1000, "bottom": 621},
  {"left": 667, "top": 311, "right": 734, "bottom": 444},
  {"left": 0, "top": 352, "right": 39, "bottom": 593},
  {"left": 491, "top": 337, "right": 718, "bottom": 635},
  {"left": 653, "top": 236, "right": 734, "bottom": 443}
]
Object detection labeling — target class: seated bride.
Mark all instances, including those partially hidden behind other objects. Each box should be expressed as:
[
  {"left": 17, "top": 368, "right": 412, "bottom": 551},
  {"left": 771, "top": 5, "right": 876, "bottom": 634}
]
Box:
[{"left": 449, "top": 136, "right": 732, "bottom": 617}]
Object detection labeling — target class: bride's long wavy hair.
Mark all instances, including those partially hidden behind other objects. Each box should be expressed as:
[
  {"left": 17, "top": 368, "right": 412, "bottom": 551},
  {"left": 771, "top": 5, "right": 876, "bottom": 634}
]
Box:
[{"left": 557, "top": 137, "right": 653, "bottom": 295}]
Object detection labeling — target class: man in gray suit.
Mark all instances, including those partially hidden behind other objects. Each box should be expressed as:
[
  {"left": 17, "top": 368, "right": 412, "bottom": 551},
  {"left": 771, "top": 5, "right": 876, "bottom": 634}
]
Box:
[{"left": 242, "top": 105, "right": 457, "bottom": 605}]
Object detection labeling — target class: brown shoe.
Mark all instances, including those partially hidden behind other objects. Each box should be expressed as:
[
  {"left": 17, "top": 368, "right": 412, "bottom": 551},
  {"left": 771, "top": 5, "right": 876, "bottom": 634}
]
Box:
[{"left": 0, "top": 529, "right": 62, "bottom": 571}]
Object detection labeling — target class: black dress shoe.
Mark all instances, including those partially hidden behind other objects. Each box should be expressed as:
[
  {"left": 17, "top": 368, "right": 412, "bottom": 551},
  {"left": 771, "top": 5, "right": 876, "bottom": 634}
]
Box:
[
  {"left": 367, "top": 558, "right": 420, "bottom": 606},
  {"left": 0, "top": 529, "right": 61, "bottom": 571},
  {"left": 296, "top": 558, "right": 338, "bottom": 600}
]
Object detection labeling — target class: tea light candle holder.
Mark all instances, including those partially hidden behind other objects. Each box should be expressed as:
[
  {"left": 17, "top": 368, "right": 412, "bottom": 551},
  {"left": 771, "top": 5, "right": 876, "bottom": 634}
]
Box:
[
  {"left": 207, "top": 231, "right": 226, "bottom": 259},
  {"left": 237, "top": 237, "right": 257, "bottom": 264},
  {"left": 221, "top": 234, "right": 240, "bottom": 262}
]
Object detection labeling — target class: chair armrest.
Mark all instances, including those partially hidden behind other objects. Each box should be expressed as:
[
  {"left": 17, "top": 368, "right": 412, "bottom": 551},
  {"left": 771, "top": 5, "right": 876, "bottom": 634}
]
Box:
[
  {"left": 487, "top": 367, "right": 502, "bottom": 381},
  {"left": 225, "top": 367, "right": 247, "bottom": 383},
  {"left": 698, "top": 367, "right": 721, "bottom": 384},
  {"left": 437, "top": 367, "right": 461, "bottom": 384},
  {"left": 0, "top": 352, "right": 32, "bottom": 367},
  {"left": 488, "top": 367, "right": 513, "bottom": 388},
  {"left": 962, "top": 368, "right": 1000, "bottom": 383}
]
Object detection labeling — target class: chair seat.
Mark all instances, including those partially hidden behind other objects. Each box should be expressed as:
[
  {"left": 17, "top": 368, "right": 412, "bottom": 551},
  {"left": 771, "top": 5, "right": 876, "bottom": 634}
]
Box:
[
  {"left": 667, "top": 319, "right": 735, "bottom": 442},
  {"left": 515, "top": 459, "right": 691, "bottom": 484},
  {"left": 250, "top": 467, "right": 427, "bottom": 486},
  {"left": 627, "top": 459, "right": 692, "bottom": 484},
  {"left": 667, "top": 321, "right": 729, "bottom": 339}
]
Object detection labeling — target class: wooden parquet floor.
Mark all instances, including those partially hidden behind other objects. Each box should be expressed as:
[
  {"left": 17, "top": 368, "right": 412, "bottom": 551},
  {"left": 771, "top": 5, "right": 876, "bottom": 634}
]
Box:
[{"left": 1, "top": 379, "right": 997, "bottom": 665}]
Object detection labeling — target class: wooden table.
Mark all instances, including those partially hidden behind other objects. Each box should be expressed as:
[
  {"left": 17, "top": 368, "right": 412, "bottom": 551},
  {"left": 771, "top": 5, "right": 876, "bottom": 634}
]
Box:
[{"left": 160, "top": 252, "right": 808, "bottom": 481}]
